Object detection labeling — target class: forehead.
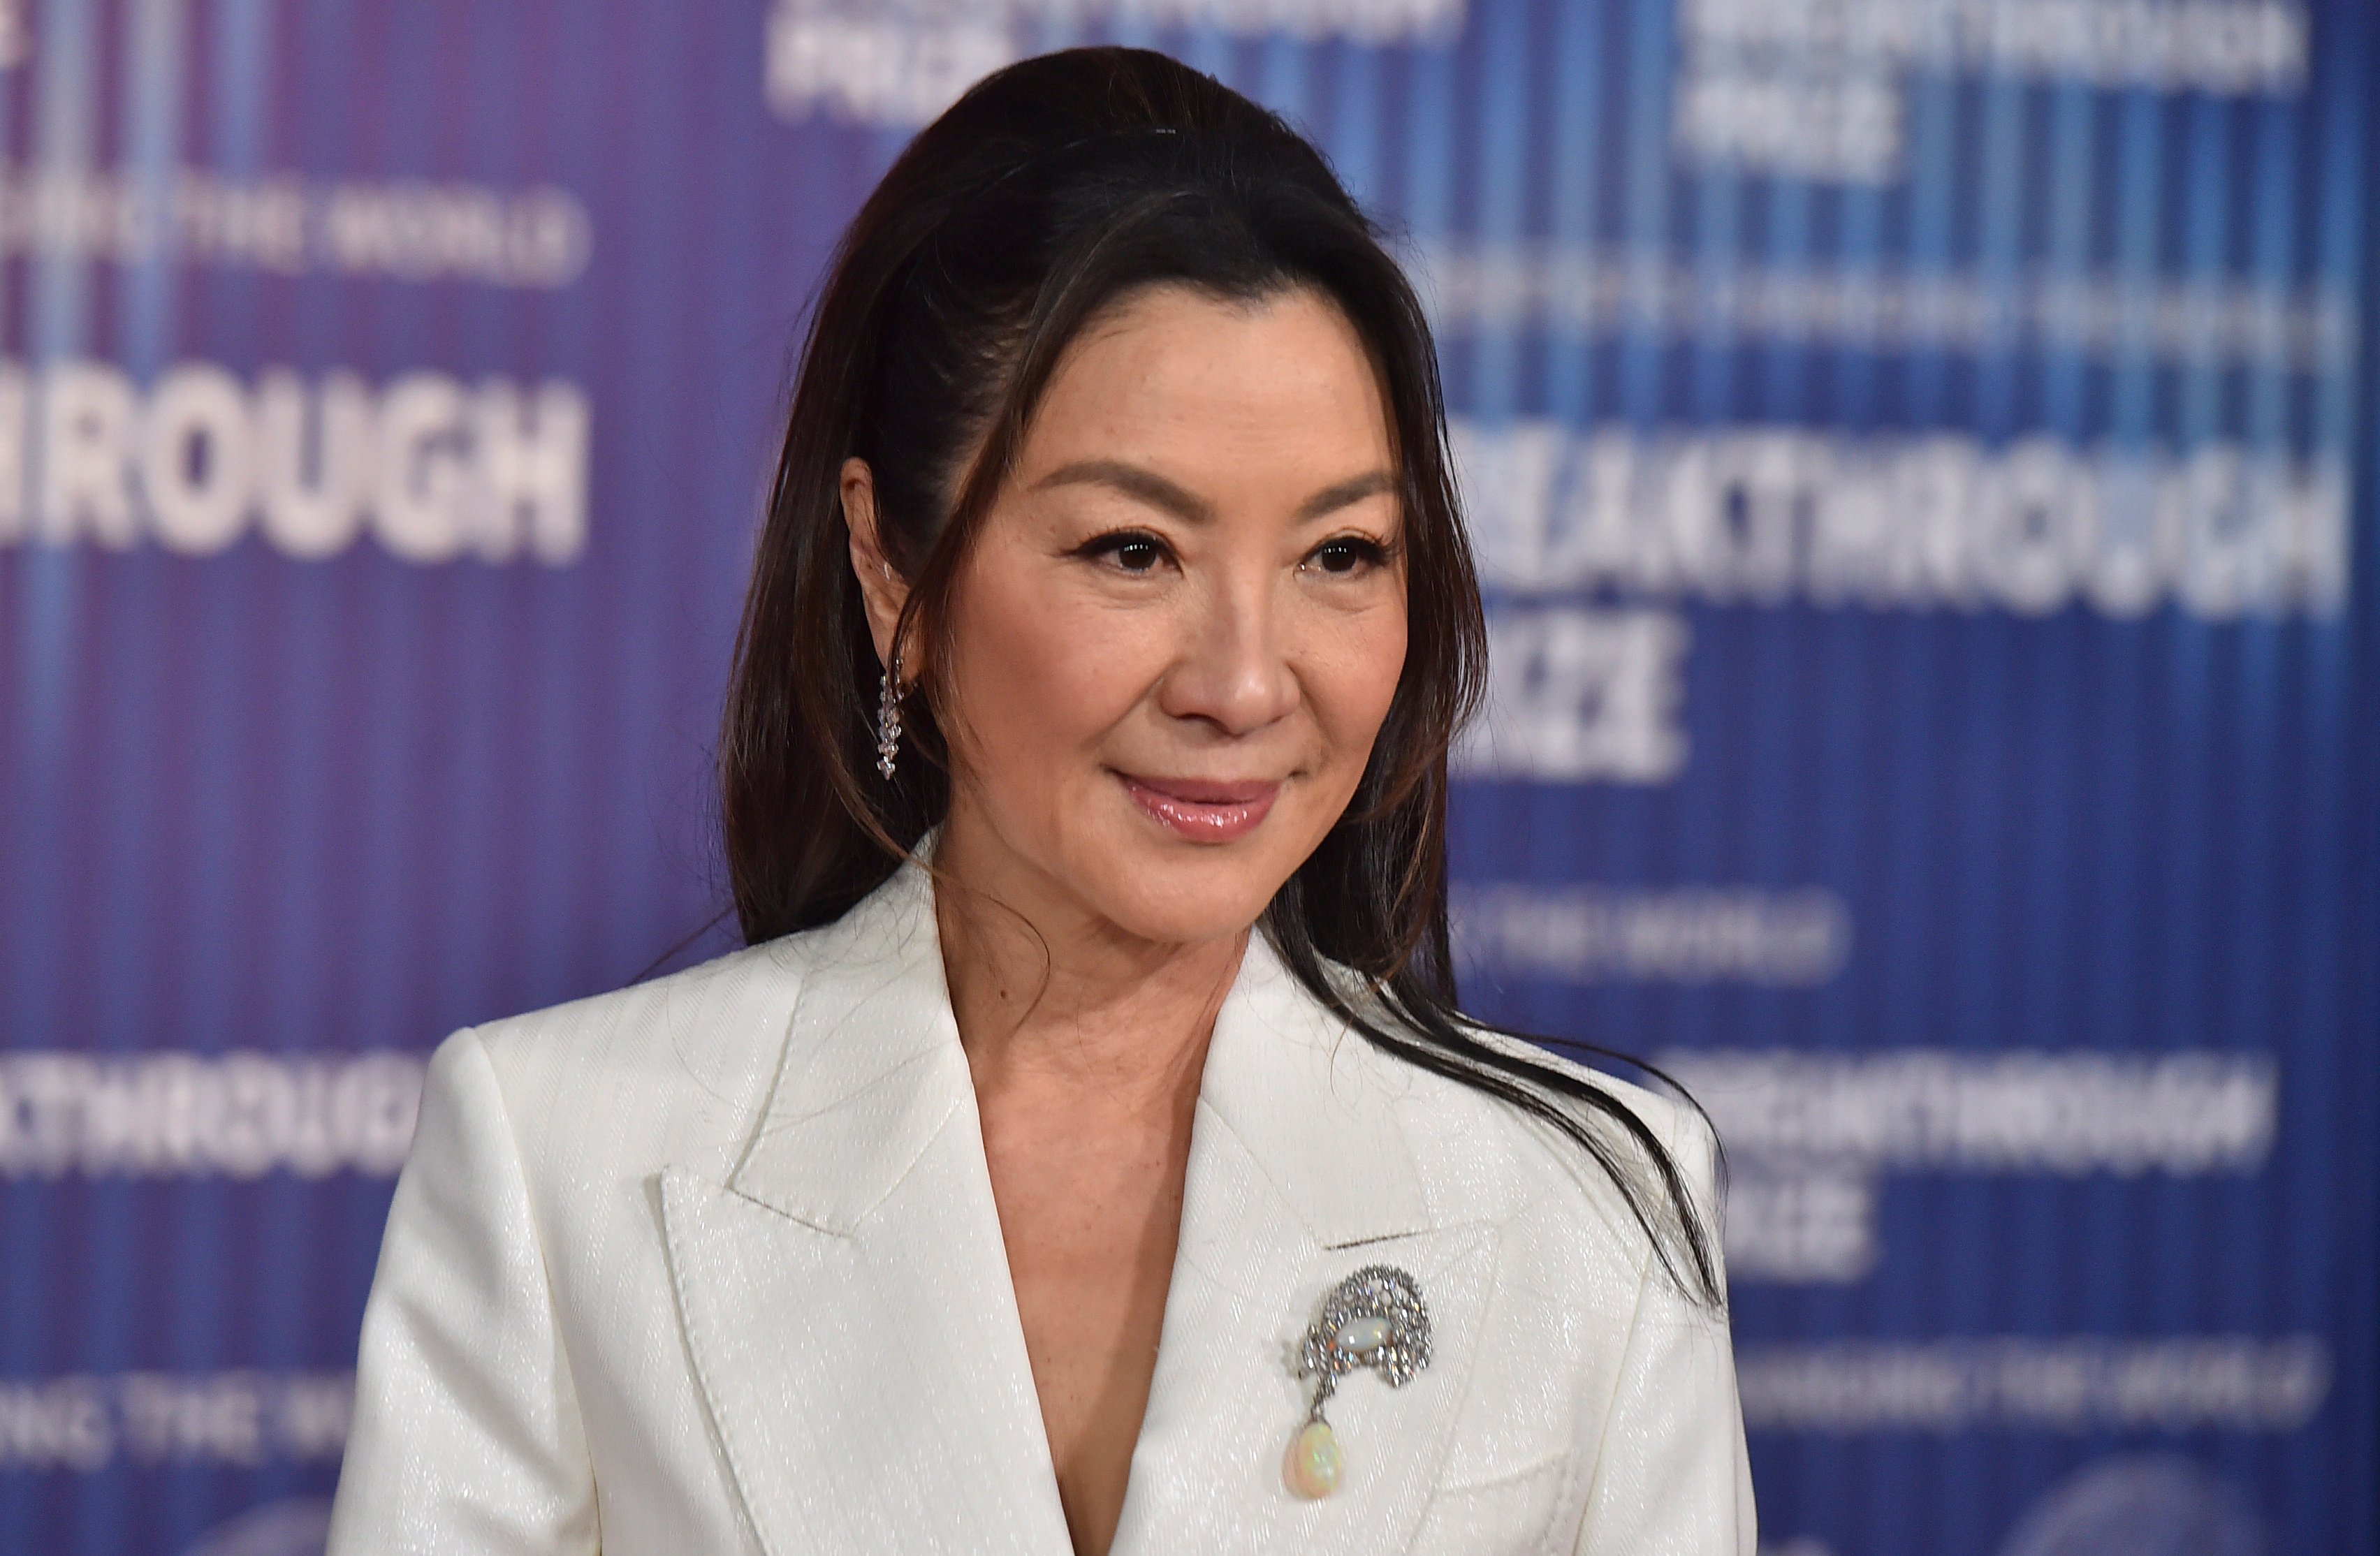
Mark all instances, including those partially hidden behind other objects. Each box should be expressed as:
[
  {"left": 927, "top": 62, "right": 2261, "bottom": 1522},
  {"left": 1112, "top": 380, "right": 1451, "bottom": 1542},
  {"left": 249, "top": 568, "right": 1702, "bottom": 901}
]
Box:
[{"left": 1019, "top": 283, "right": 1395, "bottom": 474}]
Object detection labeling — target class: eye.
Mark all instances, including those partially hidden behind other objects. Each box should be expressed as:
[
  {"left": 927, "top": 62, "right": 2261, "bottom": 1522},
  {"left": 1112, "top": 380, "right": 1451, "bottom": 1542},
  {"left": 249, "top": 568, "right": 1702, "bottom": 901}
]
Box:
[
  {"left": 1079, "top": 529, "right": 1173, "bottom": 574},
  {"left": 1308, "top": 535, "right": 1390, "bottom": 575}
]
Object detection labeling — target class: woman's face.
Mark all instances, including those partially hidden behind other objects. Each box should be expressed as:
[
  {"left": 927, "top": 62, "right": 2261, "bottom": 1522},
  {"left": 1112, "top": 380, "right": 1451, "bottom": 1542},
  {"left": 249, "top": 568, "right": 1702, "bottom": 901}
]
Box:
[{"left": 891, "top": 282, "right": 1408, "bottom": 948}]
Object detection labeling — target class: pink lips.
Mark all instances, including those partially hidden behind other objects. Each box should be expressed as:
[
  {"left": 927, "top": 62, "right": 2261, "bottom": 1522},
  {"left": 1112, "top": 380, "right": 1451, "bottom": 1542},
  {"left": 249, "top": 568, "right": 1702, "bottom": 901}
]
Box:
[{"left": 1119, "top": 773, "right": 1281, "bottom": 843}]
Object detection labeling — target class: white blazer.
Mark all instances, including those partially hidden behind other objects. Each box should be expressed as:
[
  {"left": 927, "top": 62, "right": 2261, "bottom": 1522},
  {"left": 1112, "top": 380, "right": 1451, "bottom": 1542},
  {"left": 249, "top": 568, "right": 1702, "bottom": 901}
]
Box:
[{"left": 327, "top": 855, "right": 1755, "bottom": 1555}]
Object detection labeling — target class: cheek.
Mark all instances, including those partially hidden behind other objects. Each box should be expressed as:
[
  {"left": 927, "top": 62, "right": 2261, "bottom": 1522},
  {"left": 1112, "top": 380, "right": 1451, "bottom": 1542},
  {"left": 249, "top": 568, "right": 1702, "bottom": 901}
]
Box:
[
  {"left": 1302, "top": 605, "right": 1408, "bottom": 779},
  {"left": 938, "top": 557, "right": 1156, "bottom": 777}
]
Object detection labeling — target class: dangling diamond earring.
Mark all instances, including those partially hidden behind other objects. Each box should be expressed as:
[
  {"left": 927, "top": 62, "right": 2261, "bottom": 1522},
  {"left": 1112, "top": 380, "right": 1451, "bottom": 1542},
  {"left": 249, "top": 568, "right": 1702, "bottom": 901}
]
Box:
[{"left": 875, "top": 654, "right": 906, "bottom": 779}]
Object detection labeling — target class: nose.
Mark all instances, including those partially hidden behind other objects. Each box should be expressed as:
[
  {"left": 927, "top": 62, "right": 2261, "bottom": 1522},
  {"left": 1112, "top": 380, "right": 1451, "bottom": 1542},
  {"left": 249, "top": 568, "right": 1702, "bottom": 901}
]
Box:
[{"left": 1155, "top": 567, "right": 1300, "bottom": 736}]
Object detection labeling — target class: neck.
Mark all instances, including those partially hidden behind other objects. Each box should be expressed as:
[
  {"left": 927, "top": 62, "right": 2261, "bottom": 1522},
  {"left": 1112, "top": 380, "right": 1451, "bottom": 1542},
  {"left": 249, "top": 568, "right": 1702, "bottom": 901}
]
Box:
[{"left": 930, "top": 816, "right": 1246, "bottom": 1120}]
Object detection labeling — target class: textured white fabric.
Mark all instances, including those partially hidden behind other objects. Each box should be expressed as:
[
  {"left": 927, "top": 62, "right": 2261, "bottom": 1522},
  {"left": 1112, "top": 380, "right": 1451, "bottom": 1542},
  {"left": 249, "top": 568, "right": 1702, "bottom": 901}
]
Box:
[{"left": 327, "top": 856, "right": 1755, "bottom": 1555}]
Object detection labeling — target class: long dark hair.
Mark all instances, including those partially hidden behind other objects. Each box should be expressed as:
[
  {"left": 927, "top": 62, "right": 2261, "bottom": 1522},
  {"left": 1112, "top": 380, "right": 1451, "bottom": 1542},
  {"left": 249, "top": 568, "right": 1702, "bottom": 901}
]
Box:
[{"left": 720, "top": 45, "right": 1721, "bottom": 1307}]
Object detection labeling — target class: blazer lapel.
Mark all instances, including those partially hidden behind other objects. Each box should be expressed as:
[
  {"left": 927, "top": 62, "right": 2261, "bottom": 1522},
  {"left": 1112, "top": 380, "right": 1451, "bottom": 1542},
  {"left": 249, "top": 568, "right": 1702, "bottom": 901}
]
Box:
[
  {"left": 659, "top": 862, "right": 1073, "bottom": 1556},
  {"left": 1109, "top": 935, "right": 1501, "bottom": 1556}
]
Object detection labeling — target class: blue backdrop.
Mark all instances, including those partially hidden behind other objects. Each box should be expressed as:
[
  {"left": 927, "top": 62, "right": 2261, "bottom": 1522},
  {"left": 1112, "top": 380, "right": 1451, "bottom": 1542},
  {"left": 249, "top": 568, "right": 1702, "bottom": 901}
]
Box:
[{"left": 1, "top": 2, "right": 2372, "bottom": 1553}]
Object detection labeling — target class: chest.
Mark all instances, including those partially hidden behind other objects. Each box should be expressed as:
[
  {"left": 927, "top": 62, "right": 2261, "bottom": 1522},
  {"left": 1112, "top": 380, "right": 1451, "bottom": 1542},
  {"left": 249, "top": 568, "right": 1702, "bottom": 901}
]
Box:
[{"left": 981, "top": 1102, "right": 1195, "bottom": 1551}]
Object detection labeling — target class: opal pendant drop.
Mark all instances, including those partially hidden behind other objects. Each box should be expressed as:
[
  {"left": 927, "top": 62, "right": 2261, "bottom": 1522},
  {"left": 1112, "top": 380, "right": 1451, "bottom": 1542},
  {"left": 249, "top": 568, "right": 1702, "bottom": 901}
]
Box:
[{"left": 1283, "top": 1418, "right": 1343, "bottom": 1499}]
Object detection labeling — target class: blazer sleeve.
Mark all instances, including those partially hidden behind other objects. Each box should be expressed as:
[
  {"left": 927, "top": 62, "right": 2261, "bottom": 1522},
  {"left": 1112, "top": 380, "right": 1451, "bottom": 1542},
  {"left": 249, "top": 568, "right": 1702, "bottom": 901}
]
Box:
[
  {"left": 326, "top": 1027, "right": 600, "bottom": 1555},
  {"left": 1571, "top": 1107, "right": 1757, "bottom": 1555}
]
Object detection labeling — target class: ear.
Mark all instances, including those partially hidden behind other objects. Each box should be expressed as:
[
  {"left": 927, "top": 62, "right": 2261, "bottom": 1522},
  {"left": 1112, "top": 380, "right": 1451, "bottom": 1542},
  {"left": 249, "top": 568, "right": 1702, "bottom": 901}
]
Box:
[{"left": 842, "top": 456, "right": 912, "bottom": 676}]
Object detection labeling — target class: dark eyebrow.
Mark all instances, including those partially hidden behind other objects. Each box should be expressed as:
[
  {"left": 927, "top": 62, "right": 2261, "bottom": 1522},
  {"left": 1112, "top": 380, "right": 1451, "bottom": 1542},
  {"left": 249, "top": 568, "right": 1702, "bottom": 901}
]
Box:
[
  {"left": 1294, "top": 469, "right": 1397, "bottom": 522},
  {"left": 1032, "top": 460, "right": 1213, "bottom": 522},
  {"left": 1030, "top": 460, "right": 1399, "bottom": 525}
]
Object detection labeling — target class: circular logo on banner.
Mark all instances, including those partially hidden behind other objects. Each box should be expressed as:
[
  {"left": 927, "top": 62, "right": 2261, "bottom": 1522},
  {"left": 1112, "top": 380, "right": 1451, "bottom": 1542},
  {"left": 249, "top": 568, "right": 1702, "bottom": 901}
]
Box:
[
  {"left": 181, "top": 1498, "right": 332, "bottom": 1556},
  {"left": 2001, "top": 1456, "right": 2263, "bottom": 1556}
]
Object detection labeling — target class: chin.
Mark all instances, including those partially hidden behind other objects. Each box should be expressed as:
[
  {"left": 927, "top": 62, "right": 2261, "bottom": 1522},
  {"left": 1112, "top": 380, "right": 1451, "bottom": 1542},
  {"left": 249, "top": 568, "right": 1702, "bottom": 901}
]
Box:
[{"left": 1086, "top": 836, "right": 1299, "bottom": 947}]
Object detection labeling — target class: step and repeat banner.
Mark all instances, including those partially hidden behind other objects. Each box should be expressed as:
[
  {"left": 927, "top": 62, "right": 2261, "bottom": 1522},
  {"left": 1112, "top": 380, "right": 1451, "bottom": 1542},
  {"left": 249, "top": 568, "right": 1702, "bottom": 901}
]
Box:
[{"left": 1, "top": 1, "right": 2372, "bottom": 1553}]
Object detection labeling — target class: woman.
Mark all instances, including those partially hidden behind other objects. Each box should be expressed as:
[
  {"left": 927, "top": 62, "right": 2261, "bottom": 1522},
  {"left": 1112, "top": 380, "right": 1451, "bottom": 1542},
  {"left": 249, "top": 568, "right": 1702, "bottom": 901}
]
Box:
[{"left": 327, "top": 45, "right": 1753, "bottom": 1556}]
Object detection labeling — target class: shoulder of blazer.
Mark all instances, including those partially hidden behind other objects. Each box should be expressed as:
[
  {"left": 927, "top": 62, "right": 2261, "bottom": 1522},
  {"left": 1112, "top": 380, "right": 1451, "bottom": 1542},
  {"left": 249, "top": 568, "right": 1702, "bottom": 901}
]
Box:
[
  {"left": 450, "top": 915, "right": 852, "bottom": 1189},
  {"left": 1289, "top": 954, "right": 1703, "bottom": 1177},
  {"left": 1444, "top": 1015, "right": 1709, "bottom": 1168},
  {"left": 1344, "top": 1005, "right": 1718, "bottom": 1279}
]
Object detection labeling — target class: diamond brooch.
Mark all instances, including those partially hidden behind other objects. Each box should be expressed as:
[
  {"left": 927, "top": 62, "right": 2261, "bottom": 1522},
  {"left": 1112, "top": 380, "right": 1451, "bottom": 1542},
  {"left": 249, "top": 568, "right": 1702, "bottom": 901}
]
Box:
[{"left": 1283, "top": 1263, "right": 1433, "bottom": 1499}]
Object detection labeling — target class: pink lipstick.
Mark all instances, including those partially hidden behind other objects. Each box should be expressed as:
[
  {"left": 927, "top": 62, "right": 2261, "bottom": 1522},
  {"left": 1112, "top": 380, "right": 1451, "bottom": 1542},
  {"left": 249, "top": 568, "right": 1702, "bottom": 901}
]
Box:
[{"left": 1118, "top": 773, "right": 1280, "bottom": 843}]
